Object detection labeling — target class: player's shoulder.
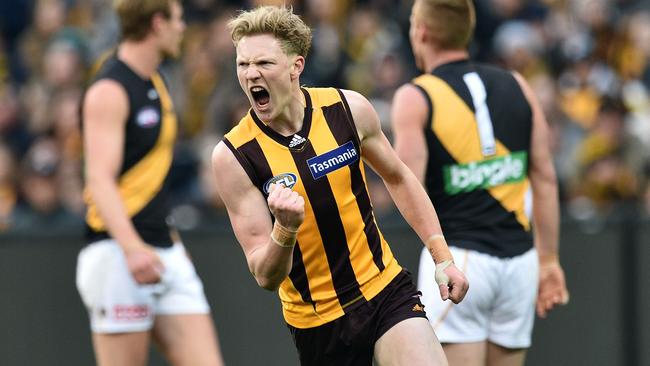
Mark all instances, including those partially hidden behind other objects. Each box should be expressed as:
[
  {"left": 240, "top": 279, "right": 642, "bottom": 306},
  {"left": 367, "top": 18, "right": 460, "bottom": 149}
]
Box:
[
  {"left": 392, "top": 83, "right": 430, "bottom": 115},
  {"left": 84, "top": 78, "right": 127, "bottom": 108},
  {"left": 473, "top": 62, "right": 518, "bottom": 83},
  {"left": 302, "top": 86, "right": 345, "bottom": 108},
  {"left": 223, "top": 111, "right": 263, "bottom": 148}
]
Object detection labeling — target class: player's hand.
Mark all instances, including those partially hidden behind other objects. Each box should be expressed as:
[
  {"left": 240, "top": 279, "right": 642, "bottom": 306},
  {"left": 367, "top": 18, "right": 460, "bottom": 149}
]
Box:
[
  {"left": 267, "top": 183, "right": 305, "bottom": 231},
  {"left": 536, "top": 260, "right": 569, "bottom": 318},
  {"left": 435, "top": 261, "right": 469, "bottom": 304},
  {"left": 124, "top": 243, "right": 165, "bottom": 284}
]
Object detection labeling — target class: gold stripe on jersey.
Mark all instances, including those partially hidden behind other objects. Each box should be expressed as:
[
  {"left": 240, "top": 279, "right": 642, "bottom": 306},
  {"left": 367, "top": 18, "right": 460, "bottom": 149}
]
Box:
[
  {"left": 85, "top": 73, "right": 177, "bottom": 230},
  {"left": 224, "top": 87, "right": 401, "bottom": 328},
  {"left": 309, "top": 104, "right": 394, "bottom": 299},
  {"left": 255, "top": 132, "right": 341, "bottom": 320},
  {"left": 414, "top": 75, "right": 530, "bottom": 230}
]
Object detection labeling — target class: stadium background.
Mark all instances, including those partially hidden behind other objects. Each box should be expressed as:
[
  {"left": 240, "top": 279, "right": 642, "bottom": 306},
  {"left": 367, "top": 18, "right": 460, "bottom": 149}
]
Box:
[{"left": 1, "top": 0, "right": 649, "bottom": 364}]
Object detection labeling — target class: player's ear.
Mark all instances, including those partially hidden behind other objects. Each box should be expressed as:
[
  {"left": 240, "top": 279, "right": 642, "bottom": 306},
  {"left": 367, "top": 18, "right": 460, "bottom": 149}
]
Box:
[
  {"left": 414, "top": 19, "right": 428, "bottom": 44},
  {"left": 151, "top": 11, "right": 166, "bottom": 34},
  {"left": 290, "top": 55, "right": 305, "bottom": 81}
]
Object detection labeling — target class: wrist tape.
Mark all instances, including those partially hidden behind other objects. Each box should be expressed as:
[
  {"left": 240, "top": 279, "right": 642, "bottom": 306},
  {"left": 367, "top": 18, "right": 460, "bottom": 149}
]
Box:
[
  {"left": 271, "top": 222, "right": 298, "bottom": 248},
  {"left": 539, "top": 253, "right": 561, "bottom": 270},
  {"left": 425, "top": 234, "right": 453, "bottom": 264},
  {"left": 435, "top": 259, "right": 453, "bottom": 286}
]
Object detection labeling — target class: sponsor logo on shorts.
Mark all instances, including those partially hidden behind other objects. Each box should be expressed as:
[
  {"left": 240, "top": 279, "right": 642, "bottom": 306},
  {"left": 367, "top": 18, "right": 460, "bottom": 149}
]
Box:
[
  {"left": 443, "top": 151, "right": 528, "bottom": 195},
  {"left": 412, "top": 304, "right": 425, "bottom": 312},
  {"left": 263, "top": 173, "right": 298, "bottom": 194},
  {"left": 136, "top": 106, "right": 160, "bottom": 128},
  {"left": 113, "top": 305, "right": 150, "bottom": 320},
  {"left": 307, "top": 141, "right": 358, "bottom": 179}
]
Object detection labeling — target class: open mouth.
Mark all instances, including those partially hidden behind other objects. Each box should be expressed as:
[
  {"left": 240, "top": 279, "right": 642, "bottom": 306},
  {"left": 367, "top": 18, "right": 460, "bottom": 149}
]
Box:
[{"left": 250, "top": 86, "right": 270, "bottom": 109}]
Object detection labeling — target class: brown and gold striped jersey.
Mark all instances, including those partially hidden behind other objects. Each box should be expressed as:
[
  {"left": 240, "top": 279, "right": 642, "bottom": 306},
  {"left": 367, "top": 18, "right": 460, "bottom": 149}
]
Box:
[
  {"left": 413, "top": 60, "right": 534, "bottom": 258},
  {"left": 223, "top": 87, "right": 402, "bottom": 328},
  {"left": 83, "top": 55, "right": 177, "bottom": 247}
]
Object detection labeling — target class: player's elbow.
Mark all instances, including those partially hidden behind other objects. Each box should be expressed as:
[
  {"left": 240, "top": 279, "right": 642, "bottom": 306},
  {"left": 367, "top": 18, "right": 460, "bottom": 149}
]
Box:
[{"left": 255, "top": 275, "right": 282, "bottom": 291}]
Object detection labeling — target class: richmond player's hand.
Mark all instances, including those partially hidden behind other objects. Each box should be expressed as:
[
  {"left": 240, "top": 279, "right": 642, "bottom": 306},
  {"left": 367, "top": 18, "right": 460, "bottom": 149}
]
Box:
[
  {"left": 436, "top": 261, "right": 469, "bottom": 304},
  {"left": 267, "top": 183, "right": 305, "bottom": 231},
  {"left": 124, "top": 243, "right": 165, "bottom": 284},
  {"left": 537, "top": 260, "right": 569, "bottom": 318}
]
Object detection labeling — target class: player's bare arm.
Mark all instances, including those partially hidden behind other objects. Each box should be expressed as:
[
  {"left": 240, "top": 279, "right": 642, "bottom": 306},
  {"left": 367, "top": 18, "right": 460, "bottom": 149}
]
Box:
[
  {"left": 513, "top": 72, "right": 569, "bottom": 317},
  {"left": 212, "top": 141, "right": 304, "bottom": 290},
  {"left": 83, "top": 80, "right": 163, "bottom": 284},
  {"left": 391, "top": 83, "right": 429, "bottom": 184},
  {"left": 341, "top": 89, "right": 468, "bottom": 304}
]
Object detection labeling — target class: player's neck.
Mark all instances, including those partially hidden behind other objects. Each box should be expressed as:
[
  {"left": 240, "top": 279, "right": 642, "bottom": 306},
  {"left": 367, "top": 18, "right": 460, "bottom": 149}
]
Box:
[
  {"left": 424, "top": 49, "right": 469, "bottom": 73},
  {"left": 117, "top": 40, "right": 162, "bottom": 79},
  {"left": 266, "top": 87, "right": 306, "bottom": 136}
]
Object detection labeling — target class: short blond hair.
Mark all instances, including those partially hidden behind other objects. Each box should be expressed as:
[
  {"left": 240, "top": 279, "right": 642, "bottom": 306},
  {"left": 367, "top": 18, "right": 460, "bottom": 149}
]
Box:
[
  {"left": 228, "top": 6, "right": 312, "bottom": 57},
  {"left": 114, "top": 0, "right": 176, "bottom": 41},
  {"left": 414, "top": 0, "right": 475, "bottom": 49}
]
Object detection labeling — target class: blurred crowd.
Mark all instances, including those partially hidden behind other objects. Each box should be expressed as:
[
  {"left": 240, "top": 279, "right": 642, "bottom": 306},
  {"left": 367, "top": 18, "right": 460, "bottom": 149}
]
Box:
[{"left": 1, "top": 0, "right": 649, "bottom": 233}]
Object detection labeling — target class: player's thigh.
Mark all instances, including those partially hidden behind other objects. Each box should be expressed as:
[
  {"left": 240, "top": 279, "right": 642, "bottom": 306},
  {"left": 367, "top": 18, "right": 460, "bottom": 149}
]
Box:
[
  {"left": 374, "top": 317, "right": 447, "bottom": 366},
  {"left": 419, "top": 247, "right": 494, "bottom": 343},
  {"left": 153, "top": 313, "right": 223, "bottom": 366},
  {"left": 92, "top": 331, "right": 150, "bottom": 366},
  {"left": 489, "top": 249, "right": 538, "bottom": 349},
  {"left": 486, "top": 341, "right": 526, "bottom": 366},
  {"left": 77, "top": 240, "right": 157, "bottom": 334},
  {"left": 442, "top": 342, "right": 487, "bottom": 366}
]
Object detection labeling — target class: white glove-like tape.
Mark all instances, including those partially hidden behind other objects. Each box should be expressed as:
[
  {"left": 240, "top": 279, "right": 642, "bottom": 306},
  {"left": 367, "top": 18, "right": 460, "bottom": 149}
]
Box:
[{"left": 435, "top": 259, "right": 453, "bottom": 286}]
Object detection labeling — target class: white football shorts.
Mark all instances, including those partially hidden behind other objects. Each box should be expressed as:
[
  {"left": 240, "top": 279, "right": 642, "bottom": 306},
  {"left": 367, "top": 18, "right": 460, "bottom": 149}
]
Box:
[
  {"left": 418, "top": 246, "right": 538, "bottom": 349},
  {"left": 76, "top": 239, "right": 210, "bottom": 333}
]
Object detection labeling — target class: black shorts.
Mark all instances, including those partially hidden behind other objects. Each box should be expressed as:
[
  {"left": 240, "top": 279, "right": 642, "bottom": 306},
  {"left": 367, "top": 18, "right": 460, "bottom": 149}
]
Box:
[{"left": 287, "top": 270, "right": 428, "bottom": 366}]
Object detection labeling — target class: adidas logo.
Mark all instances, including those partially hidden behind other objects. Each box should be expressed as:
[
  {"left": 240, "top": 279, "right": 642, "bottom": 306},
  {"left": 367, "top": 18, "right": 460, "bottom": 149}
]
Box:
[{"left": 289, "top": 134, "right": 306, "bottom": 148}]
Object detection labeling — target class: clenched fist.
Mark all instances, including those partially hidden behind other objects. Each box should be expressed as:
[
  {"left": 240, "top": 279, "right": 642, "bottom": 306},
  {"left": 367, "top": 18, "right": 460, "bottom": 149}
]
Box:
[{"left": 267, "top": 183, "right": 305, "bottom": 231}]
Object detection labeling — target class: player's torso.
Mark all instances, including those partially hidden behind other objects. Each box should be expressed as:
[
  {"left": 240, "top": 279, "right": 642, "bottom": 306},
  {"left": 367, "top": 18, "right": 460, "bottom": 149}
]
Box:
[
  {"left": 413, "top": 60, "right": 533, "bottom": 258},
  {"left": 224, "top": 87, "right": 402, "bottom": 328},
  {"left": 84, "top": 56, "right": 177, "bottom": 247}
]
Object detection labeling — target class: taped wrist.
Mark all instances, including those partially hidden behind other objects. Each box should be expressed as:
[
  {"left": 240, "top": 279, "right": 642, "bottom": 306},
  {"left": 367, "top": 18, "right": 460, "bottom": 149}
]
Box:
[
  {"left": 271, "top": 221, "right": 298, "bottom": 248},
  {"left": 425, "top": 234, "right": 453, "bottom": 264},
  {"left": 435, "top": 260, "right": 453, "bottom": 286},
  {"left": 539, "top": 253, "right": 560, "bottom": 269}
]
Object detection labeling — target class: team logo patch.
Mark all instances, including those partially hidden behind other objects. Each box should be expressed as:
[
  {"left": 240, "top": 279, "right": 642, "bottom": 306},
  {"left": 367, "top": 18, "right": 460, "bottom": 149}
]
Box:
[
  {"left": 263, "top": 173, "right": 298, "bottom": 194},
  {"left": 136, "top": 106, "right": 160, "bottom": 128},
  {"left": 307, "top": 141, "right": 358, "bottom": 179},
  {"left": 147, "top": 88, "right": 159, "bottom": 100}
]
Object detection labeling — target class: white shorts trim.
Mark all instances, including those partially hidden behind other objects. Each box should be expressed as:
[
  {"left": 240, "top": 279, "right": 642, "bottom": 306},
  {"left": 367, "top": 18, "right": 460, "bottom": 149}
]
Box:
[
  {"left": 76, "top": 239, "right": 210, "bottom": 334},
  {"left": 418, "top": 246, "right": 538, "bottom": 349}
]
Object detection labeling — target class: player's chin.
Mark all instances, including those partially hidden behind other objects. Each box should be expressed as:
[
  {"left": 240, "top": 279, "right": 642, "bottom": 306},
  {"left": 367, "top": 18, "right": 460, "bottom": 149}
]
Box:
[{"left": 162, "top": 46, "right": 182, "bottom": 59}]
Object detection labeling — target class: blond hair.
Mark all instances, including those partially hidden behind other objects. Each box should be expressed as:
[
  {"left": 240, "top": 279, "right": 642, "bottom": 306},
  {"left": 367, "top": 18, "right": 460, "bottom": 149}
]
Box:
[
  {"left": 228, "top": 6, "right": 312, "bottom": 57},
  {"left": 413, "top": 0, "right": 475, "bottom": 49},
  {"left": 113, "top": 0, "right": 175, "bottom": 41}
]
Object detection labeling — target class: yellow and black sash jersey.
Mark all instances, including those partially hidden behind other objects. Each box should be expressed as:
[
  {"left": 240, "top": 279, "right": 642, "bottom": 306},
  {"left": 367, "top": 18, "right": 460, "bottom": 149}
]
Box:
[
  {"left": 83, "top": 55, "right": 177, "bottom": 247},
  {"left": 223, "top": 87, "right": 402, "bottom": 328},
  {"left": 413, "top": 60, "right": 533, "bottom": 258}
]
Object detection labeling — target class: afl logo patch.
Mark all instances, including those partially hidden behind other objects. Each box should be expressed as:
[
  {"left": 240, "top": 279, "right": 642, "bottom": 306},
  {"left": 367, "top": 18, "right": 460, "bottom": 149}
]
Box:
[
  {"left": 136, "top": 106, "right": 160, "bottom": 128},
  {"left": 263, "top": 173, "right": 298, "bottom": 194}
]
